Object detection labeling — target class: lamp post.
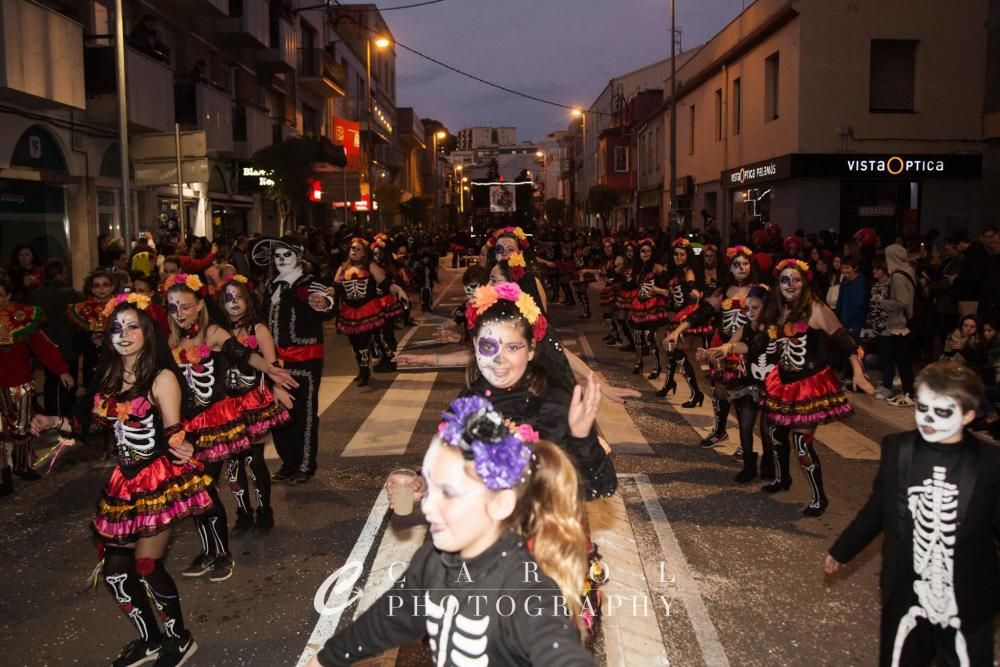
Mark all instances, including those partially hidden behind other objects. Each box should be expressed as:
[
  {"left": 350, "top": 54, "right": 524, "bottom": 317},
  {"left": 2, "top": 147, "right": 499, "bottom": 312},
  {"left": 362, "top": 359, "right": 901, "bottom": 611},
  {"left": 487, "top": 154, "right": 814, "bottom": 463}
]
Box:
[
  {"left": 461, "top": 176, "right": 468, "bottom": 214},
  {"left": 366, "top": 36, "right": 391, "bottom": 229},
  {"left": 455, "top": 164, "right": 464, "bottom": 215},
  {"left": 572, "top": 108, "right": 587, "bottom": 228},
  {"left": 433, "top": 129, "right": 446, "bottom": 217}
]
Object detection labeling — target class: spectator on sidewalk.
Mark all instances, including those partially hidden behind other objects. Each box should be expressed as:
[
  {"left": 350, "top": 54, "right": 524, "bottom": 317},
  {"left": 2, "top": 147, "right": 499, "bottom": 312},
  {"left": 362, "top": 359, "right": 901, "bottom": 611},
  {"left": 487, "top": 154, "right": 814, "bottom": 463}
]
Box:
[
  {"left": 977, "top": 226, "right": 1000, "bottom": 324},
  {"left": 861, "top": 259, "right": 890, "bottom": 377},
  {"left": 825, "top": 255, "right": 843, "bottom": 310},
  {"left": 8, "top": 243, "right": 45, "bottom": 301},
  {"left": 230, "top": 236, "right": 251, "bottom": 277},
  {"left": 881, "top": 244, "right": 917, "bottom": 407},
  {"left": 836, "top": 255, "right": 867, "bottom": 341},
  {"left": 943, "top": 314, "right": 980, "bottom": 364},
  {"left": 30, "top": 259, "right": 84, "bottom": 416},
  {"left": 953, "top": 230, "right": 989, "bottom": 318}
]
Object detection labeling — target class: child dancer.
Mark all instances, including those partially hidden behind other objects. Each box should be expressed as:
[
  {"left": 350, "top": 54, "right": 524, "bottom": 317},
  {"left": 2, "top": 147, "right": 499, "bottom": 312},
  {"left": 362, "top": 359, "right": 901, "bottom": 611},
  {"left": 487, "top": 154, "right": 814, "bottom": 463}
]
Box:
[
  {"left": 826, "top": 361, "right": 1000, "bottom": 666},
  {"left": 218, "top": 275, "right": 292, "bottom": 537},
  {"left": 308, "top": 396, "right": 596, "bottom": 667}
]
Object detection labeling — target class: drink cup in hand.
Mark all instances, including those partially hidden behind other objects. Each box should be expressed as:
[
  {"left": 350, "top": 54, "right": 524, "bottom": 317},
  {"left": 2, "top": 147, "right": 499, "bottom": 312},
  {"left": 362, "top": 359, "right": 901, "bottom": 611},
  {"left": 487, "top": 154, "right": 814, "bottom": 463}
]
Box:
[{"left": 387, "top": 468, "right": 422, "bottom": 516}]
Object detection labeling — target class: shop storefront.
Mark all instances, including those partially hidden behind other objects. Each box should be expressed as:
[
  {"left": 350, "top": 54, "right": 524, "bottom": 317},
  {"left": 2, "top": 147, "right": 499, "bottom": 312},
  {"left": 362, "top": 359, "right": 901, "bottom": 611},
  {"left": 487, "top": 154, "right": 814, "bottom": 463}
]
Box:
[{"left": 721, "top": 153, "right": 982, "bottom": 243}]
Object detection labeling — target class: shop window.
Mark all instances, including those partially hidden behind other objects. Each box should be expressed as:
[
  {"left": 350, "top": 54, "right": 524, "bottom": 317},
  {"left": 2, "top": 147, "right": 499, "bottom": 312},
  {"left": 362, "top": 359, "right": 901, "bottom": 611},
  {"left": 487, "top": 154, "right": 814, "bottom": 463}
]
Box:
[
  {"left": 302, "top": 104, "right": 319, "bottom": 137},
  {"left": 869, "top": 39, "right": 917, "bottom": 112},
  {"left": 732, "top": 78, "right": 741, "bottom": 135},
  {"left": 764, "top": 52, "right": 779, "bottom": 121},
  {"left": 714, "top": 89, "right": 722, "bottom": 141},
  {"left": 614, "top": 146, "right": 629, "bottom": 173}
]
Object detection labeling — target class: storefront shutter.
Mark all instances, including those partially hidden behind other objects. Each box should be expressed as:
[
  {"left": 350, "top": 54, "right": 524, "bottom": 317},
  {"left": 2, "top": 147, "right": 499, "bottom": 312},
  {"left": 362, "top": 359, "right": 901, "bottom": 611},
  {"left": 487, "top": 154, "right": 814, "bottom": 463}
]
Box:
[{"left": 869, "top": 39, "right": 917, "bottom": 112}]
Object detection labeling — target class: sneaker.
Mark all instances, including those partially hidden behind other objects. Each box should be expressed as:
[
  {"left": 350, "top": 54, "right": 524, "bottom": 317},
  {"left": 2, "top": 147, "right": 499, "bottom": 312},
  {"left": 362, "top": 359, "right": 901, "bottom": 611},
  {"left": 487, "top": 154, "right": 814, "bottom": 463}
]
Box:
[
  {"left": 698, "top": 431, "right": 729, "bottom": 448},
  {"left": 208, "top": 555, "right": 235, "bottom": 582},
  {"left": 113, "top": 638, "right": 162, "bottom": 667},
  {"left": 873, "top": 386, "right": 894, "bottom": 400},
  {"left": 271, "top": 467, "right": 293, "bottom": 482},
  {"left": 153, "top": 631, "right": 198, "bottom": 667},
  {"left": 288, "top": 470, "right": 312, "bottom": 484},
  {"left": 181, "top": 553, "right": 214, "bottom": 578},
  {"left": 888, "top": 392, "right": 914, "bottom": 407}
]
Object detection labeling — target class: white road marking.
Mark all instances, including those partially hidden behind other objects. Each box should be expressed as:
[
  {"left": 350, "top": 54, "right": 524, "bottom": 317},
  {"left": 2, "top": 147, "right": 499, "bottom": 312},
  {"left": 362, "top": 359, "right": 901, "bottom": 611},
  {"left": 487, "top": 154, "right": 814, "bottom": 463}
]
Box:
[
  {"left": 630, "top": 473, "right": 731, "bottom": 667},
  {"left": 341, "top": 373, "right": 438, "bottom": 457},
  {"left": 296, "top": 488, "right": 390, "bottom": 667}
]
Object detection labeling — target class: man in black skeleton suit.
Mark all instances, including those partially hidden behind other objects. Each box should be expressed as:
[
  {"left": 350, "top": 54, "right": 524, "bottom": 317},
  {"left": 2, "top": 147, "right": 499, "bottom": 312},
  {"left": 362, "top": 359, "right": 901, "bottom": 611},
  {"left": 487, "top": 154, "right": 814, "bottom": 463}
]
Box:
[{"left": 252, "top": 236, "right": 336, "bottom": 483}]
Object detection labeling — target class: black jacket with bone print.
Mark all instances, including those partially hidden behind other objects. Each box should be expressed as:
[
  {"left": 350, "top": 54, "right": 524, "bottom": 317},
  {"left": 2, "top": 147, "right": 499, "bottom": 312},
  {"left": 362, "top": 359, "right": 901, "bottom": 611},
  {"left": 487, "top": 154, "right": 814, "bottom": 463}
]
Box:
[{"left": 317, "top": 531, "right": 595, "bottom": 667}]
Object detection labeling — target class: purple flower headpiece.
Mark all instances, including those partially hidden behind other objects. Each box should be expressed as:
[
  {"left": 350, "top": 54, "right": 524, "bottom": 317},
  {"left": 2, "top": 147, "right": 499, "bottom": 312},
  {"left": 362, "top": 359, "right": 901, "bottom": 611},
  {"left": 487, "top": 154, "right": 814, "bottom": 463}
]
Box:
[{"left": 437, "top": 396, "right": 537, "bottom": 490}]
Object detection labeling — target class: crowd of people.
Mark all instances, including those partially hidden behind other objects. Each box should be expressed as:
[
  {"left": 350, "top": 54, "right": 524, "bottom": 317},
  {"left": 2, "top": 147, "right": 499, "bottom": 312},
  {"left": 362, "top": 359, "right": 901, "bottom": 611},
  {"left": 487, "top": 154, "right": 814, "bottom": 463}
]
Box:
[{"left": 1, "top": 218, "right": 998, "bottom": 666}]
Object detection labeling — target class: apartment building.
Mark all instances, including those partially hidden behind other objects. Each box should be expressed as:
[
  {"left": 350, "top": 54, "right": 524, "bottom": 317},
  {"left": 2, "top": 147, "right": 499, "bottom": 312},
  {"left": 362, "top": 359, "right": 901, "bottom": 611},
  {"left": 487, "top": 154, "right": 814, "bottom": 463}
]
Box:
[
  {"left": 0, "top": 0, "right": 375, "bottom": 278},
  {"left": 456, "top": 126, "right": 516, "bottom": 151},
  {"left": 646, "top": 0, "right": 988, "bottom": 242}
]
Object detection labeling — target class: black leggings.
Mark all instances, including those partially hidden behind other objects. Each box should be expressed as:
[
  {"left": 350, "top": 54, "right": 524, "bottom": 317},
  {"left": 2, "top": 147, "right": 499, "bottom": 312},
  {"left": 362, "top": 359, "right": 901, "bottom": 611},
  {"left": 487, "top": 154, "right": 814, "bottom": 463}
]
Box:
[
  {"left": 226, "top": 442, "right": 271, "bottom": 515},
  {"left": 733, "top": 395, "right": 759, "bottom": 458},
  {"left": 103, "top": 546, "right": 187, "bottom": 642}
]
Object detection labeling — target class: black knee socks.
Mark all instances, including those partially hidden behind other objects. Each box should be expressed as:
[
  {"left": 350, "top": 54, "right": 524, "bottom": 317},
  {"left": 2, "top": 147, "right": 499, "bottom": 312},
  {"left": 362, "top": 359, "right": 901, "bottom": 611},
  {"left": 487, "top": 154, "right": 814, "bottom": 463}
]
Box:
[
  {"left": 734, "top": 397, "right": 757, "bottom": 458},
  {"left": 103, "top": 546, "right": 162, "bottom": 643},
  {"left": 792, "top": 431, "right": 827, "bottom": 509},
  {"left": 195, "top": 472, "right": 230, "bottom": 558},
  {"left": 139, "top": 558, "right": 186, "bottom": 640}
]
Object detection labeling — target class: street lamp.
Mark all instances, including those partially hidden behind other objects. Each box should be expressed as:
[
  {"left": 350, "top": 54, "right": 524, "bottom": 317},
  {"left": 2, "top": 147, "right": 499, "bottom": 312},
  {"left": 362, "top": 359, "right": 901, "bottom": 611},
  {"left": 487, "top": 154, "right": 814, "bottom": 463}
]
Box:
[
  {"left": 366, "top": 35, "right": 392, "bottom": 229},
  {"left": 433, "top": 129, "right": 447, "bottom": 215},
  {"left": 572, "top": 107, "right": 587, "bottom": 228}
]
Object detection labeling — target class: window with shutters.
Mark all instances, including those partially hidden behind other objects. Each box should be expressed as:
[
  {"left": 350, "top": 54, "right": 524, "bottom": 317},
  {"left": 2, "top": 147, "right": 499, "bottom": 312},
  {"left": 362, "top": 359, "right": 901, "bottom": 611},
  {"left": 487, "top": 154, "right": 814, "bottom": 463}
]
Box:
[
  {"left": 732, "top": 78, "right": 742, "bottom": 135},
  {"left": 714, "top": 89, "right": 723, "bottom": 141},
  {"left": 764, "top": 53, "right": 779, "bottom": 121},
  {"left": 869, "top": 39, "right": 918, "bottom": 113}
]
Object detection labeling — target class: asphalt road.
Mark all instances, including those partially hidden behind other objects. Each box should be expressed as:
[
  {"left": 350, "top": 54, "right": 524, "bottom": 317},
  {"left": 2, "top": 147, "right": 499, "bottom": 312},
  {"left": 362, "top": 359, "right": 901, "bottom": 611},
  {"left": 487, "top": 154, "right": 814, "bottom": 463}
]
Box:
[{"left": 2, "top": 261, "right": 997, "bottom": 667}]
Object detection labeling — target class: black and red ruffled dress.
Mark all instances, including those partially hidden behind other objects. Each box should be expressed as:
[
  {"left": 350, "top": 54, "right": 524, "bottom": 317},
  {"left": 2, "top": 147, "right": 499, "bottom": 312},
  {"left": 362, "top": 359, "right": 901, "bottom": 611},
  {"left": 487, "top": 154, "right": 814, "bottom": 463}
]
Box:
[
  {"left": 336, "top": 268, "right": 386, "bottom": 335},
  {"left": 664, "top": 277, "right": 714, "bottom": 336},
  {"left": 570, "top": 249, "right": 597, "bottom": 289},
  {"left": 628, "top": 269, "right": 671, "bottom": 329},
  {"left": 225, "top": 325, "right": 290, "bottom": 439},
  {"left": 764, "top": 323, "right": 852, "bottom": 427},
  {"left": 85, "top": 394, "right": 213, "bottom": 544},
  {"left": 616, "top": 266, "right": 639, "bottom": 315},
  {"left": 599, "top": 258, "right": 620, "bottom": 308},
  {"left": 707, "top": 297, "right": 750, "bottom": 385},
  {"left": 374, "top": 267, "right": 406, "bottom": 323},
  {"left": 174, "top": 344, "right": 250, "bottom": 462}
]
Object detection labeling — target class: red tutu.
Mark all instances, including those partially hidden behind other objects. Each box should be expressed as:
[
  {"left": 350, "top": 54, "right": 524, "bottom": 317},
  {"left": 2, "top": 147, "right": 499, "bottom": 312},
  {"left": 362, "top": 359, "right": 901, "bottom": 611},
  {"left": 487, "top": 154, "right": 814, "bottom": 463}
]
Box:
[
  {"left": 338, "top": 299, "right": 386, "bottom": 335},
  {"left": 599, "top": 284, "right": 619, "bottom": 308},
  {"left": 240, "top": 383, "right": 290, "bottom": 438},
  {"left": 765, "top": 366, "right": 853, "bottom": 427},
  {"left": 380, "top": 293, "right": 406, "bottom": 321},
  {"left": 628, "top": 295, "right": 670, "bottom": 328},
  {"left": 94, "top": 456, "right": 213, "bottom": 544},
  {"left": 185, "top": 396, "right": 250, "bottom": 463}
]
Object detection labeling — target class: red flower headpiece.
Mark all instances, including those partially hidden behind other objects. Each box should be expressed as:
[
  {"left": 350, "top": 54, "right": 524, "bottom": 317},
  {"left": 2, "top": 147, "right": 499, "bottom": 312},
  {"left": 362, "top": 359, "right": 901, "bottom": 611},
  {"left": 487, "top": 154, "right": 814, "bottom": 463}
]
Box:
[
  {"left": 221, "top": 274, "right": 250, "bottom": 288},
  {"left": 486, "top": 226, "right": 530, "bottom": 250},
  {"left": 602, "top": 237, "right": 616, "bottom": 247},
  {"left": 464, "top": 282, "right": 547, "bottom": 342},
  {"left": 783, "top": 236, "right": 801, "bottom": 253},
  {"left": 672, "top": 237, "right": 691, "bottom": 249},
  {"left": 774, "top": 258, "right": 813, "bottom": 282},
  {"left": 637, "top": 237, "right": 656, "bottom": 249},
  {"left": 702, "top": 244, "right": 718, "bottom": 254},
  {"left": 725, "top": 245, "right": 753, "bottom": 260},
  {"left": 161, "top": 273, "right": 207, "bottom": 297}
]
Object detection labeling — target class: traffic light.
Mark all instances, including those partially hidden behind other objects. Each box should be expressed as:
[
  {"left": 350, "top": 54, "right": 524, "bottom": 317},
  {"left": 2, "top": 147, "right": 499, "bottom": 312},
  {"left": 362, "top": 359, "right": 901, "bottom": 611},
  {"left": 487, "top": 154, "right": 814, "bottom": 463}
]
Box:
[{"left": 308, "top": 179, "right": 323, "bottom": 202}]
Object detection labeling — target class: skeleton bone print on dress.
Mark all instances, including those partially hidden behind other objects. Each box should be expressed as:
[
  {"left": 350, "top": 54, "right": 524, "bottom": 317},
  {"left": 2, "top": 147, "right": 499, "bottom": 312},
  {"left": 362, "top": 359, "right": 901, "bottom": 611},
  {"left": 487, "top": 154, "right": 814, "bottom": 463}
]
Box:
[
  {"left": 751, "top": 339, "right": 778, "bottom": 381},
  {"left": 777, "top": 334, "right": 808, "bottom": 372},
  {"left": 891, "top": 466, "right": 969, "bottom": 667},
  {"left": 669, "top": 282, "right": 685, "bottom": 308},
  {"left": 111, "top": 411, "right": 157, "bottom": 466},
  {"left": 425, "top": 593, "right": 490, "bottom": 667},
  {"left": 180, "top": 357, "right": 216, "bottom": 406},
  {"left": 721, "top": 306, "right": 749, "bottom": 337},
  {"left": 342, "top": 278, "right": 369, "bottom": 300}
]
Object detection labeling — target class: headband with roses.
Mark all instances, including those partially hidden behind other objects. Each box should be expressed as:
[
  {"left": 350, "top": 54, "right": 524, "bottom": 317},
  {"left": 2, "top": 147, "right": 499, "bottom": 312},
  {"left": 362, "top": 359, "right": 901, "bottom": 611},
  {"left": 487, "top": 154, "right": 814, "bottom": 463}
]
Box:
[
  {"left": 486, "top": 226, "right": 530, "bottom": 250},
  {"left": 161, "top": 273, "right": 206, "bottom": 296},
  {"left": 637, "top": 237, "right": 656, "bottom": 249},
  {"left": 101, "top": 292, "right": 151, "bottom": 319},
  {"left": 671, "top": 237, "right": 692, "bottom": 249},
  {"left": 725, "top": 245, "right": 753, "bottom": 260},
  {"left": 437, "top": 395, "right": 538, "bottom": 490},
  {"left": 506, "top": 251, "right": 527, "bottom": 281},
  {"left": 465, "top": 281, "right": 548, "bottom": 342},
  {"left": 774, "top": 258, "right": 813, "bottom": 282}
]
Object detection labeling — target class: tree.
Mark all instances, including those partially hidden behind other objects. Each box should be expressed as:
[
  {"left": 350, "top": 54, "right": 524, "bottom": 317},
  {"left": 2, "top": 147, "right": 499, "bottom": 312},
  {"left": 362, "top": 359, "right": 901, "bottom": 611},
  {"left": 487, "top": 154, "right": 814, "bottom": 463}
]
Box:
[
  {"left": 544, "top": 197, "right": 567, "bottom": 225},
  {"left": 587, "top": 184, "right": 620, "bottom": 226},
  {"left": 400, "top": 196, "right": 431, "bottom": 228},
  {"left": 253, "top": 137, "right": 338, "bottom": 234},
  {"left": 375, "top": 183, "right": 402, "bottom": 227}
]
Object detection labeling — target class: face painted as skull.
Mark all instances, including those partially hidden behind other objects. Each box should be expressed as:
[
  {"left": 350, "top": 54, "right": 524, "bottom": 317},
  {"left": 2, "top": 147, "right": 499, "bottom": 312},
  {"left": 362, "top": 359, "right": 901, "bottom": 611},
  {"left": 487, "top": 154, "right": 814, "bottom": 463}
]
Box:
[
  {"left": 474, "top": 321, "right": 532, "bottom": 389},
  {"left": 224, "top": 284, "right": 247, "bottom": 321},
  {"left": 273, "top": 247, "right": 300, "bottom": 277},
  {"left": 463, "top": 283, "right": 480, "bottom": 301},
  {"left": 914, "top": 385, "right": 973, "bottom": 444},
  {"left": 110, "top": 309, "right": 144, "bottom": 358}
]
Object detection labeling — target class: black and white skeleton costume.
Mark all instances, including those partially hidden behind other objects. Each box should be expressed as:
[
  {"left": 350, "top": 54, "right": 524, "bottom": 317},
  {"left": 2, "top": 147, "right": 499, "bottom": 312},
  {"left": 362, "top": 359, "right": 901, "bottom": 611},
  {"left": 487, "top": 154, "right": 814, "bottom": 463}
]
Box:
[
  {"left": 315, "top": 531, "right": 596, "bottom": 666},
  {"left": 829, "top": 431, "right": 1000, "bottom": 667},
  {"left": 252, "top": 237, "right": 335, "bottom": 482}
]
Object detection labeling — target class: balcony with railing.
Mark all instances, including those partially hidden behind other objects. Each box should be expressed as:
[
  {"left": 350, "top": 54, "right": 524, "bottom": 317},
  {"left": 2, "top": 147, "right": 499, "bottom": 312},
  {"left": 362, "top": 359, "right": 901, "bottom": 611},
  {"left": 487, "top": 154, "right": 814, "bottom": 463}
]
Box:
[
  {"left": 216, "top": 0, "right": 268, "bottom": 48},
  {"left": 84, "top": 40, "right": 174, "bottom": 132},
  {"left": 0, "top": 0, "right": 85, "bottom": 110},
  {"left": 298, "top": 49, "right": 346, "bottom": 98},
  {"left": 233, "top": 102, "right": 271, "bottom": 159},
  {"left": 257, "top": 14, "right": 296, "bottom": 73},
  {"left": 175, "top": 77, "right": 234, "bottom": 154}
]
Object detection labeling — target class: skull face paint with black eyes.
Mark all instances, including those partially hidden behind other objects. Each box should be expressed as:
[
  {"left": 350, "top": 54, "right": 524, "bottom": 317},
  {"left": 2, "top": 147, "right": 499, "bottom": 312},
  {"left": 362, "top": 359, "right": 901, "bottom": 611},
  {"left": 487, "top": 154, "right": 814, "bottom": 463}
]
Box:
[
  {"left": 372, "top": 246, "right": 385, "bottom": 264},
  {"left": 730, "top": 255, "right": 751, "bottom": 283},
  {"left": 463, "top": 283, "right": 480, "bottom": 301},
  {"left": 495, "top": 238, "right": 518, "bottom": 262},
  {"left": 914, "top": 385, "right": 972, "bottom": 443},
  {"left": 473, "top": 321, "right": 532, "bottom": 389},
  {"left": 779, "top": 268, "right": 803, "bottom": 302},
  {"left": 224, "top": 284, "right": 247, "bottom": 321},
  {"left": 110, "top": 310, "right": 144, "bottom": 357},
  {"left": 272, "top": 247, "right": 300, "bottom": 278}
]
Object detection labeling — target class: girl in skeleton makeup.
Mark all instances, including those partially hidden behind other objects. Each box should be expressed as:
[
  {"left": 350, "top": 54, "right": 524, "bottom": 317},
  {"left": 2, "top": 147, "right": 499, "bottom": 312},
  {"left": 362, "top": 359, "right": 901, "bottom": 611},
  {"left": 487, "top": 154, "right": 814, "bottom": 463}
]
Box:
[
  {"left": 625, "top": 237, "right": 671, "bottom": 379},
  {"left": 32, "top": 294, "right": 213, "bottom": 666},
  {"left": 309, "top": 396, "right": 597, "bottom": 667},
  {"left": 671, "top": 246, "right": 757, "bottom": 447},
  {"left": 334, "top": 237, "right": 405, "bottom": 386},
  {"left": 569, "top": 233, "right": 598, "bottom": 319},
  {"left": 368, "top": 236, "right": 409, "bottom": 373},
  {"left": 702, "top": 284, "right": 778, "bottom": 482},
  {"left": 598, "top": 237, "right": 627, "bottom": 346},
  {"left": 614, "top": 241, "right": 640, "bottom": 353},
  {"left": 658, "top": 238, "right": 710, "bottom": 408},
  {"left": 827, "top": 361, "right": 1000, "bottom": 667},
  {"left": 217, "top": 275, "right": 292, "bottom": 537},
  {"left": 759, "top": 259, "right": 875, "bottom": 516},
  {"left": 68, "top": 269, "right": 116, "bottom": 388},
  {"left": 164, "top": 273, "right": 298, "bottom": 581},
  {"left": 554, "top": 228, "right": 578, "bottom": 306}
]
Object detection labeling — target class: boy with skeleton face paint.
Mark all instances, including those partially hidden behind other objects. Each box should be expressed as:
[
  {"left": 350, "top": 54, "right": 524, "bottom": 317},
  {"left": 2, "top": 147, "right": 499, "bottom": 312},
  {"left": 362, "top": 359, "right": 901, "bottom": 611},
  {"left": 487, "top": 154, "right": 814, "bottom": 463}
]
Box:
[
  {"left": 252, "top": 236, "right": 336, "bottom": 483},
  {"left": 827, "top": 361, "right": 1000, "bottom": 667}
]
